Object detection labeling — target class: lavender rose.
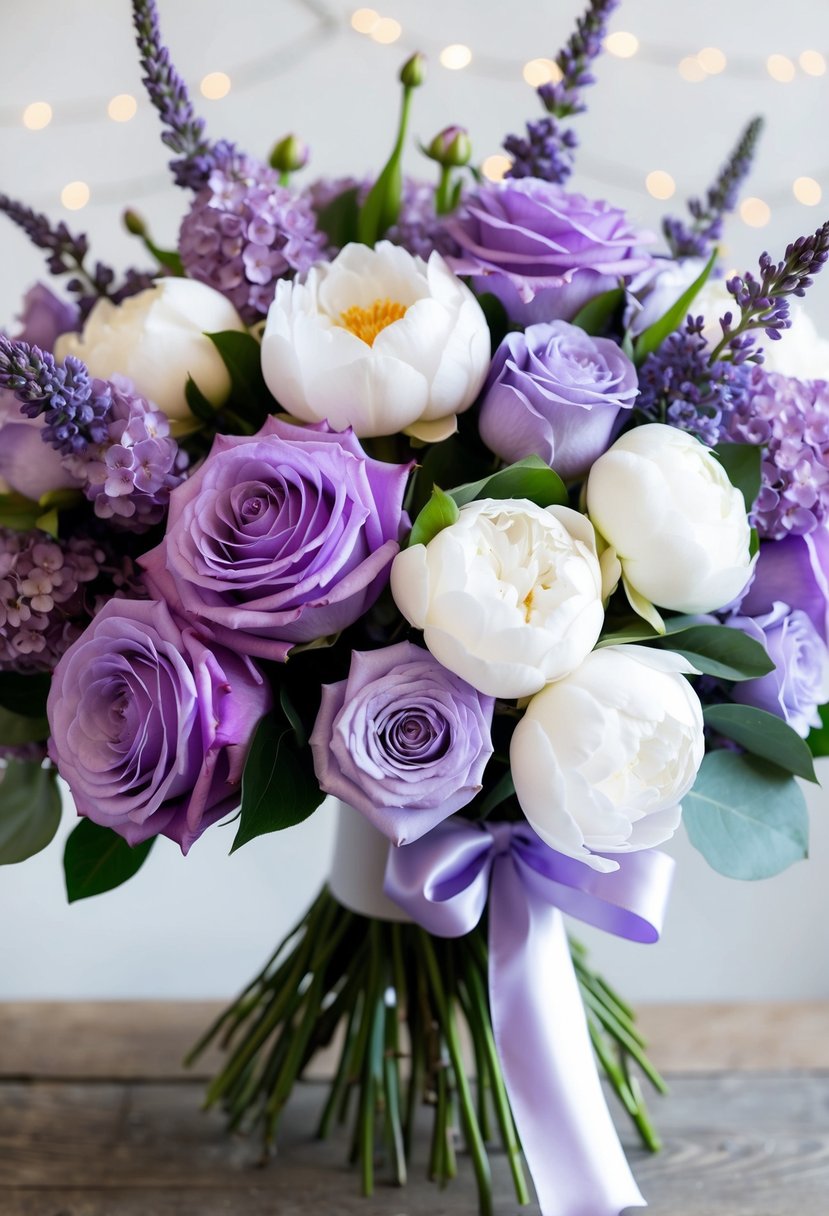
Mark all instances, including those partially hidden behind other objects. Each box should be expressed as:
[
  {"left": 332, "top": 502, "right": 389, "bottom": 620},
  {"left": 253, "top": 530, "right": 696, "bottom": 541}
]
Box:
[
  {"left": 47, "top": 598, "right": 271, "bottom": 852},
  {"left": 729, "top": 602, "right": 829, "bottom": 737},
  {"left": 478, "top": 320, "right": 637, "bottom": 480},
  {"left": 310, "top": 642, "right": 494, "bottom": 845},
  {"left": 141, "top": 417, "right": 411, "bottom": 661},
  {"left": 446, "top": 180, "right": 653, "bottom": 327},
  {"left": 738, "top": 529, "right": 829, "bottom": 642}
]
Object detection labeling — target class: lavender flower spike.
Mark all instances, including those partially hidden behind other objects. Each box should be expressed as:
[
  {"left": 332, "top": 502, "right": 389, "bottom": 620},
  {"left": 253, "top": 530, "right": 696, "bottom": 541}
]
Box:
[
  {"left": 0, "top": 336, "right": 111, "bottom": 455},
  {"left": 504, "top": 0, "right": 619, "bottom": 183},
  {"left": 133, "top": 0, "right": 233, "bottom": 190},
  {"left": 663, "top": 117, "right": 764, "bottom": 260}
]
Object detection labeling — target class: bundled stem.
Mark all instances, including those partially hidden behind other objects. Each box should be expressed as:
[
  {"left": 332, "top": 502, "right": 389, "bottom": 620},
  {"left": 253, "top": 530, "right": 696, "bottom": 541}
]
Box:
[{"left": 188, "top": 887, "right": 666, "bottom": 1214}]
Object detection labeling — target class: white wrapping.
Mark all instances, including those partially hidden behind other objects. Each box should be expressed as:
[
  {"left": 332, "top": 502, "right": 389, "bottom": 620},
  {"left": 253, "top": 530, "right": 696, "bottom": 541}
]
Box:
[{"left": 327, "top": 798, "right": 412, "bottom": 922}]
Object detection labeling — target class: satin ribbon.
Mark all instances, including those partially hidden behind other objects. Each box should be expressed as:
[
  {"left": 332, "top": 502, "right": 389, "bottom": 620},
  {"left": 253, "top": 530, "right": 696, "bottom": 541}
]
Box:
[{"left": 384, "top": 819, "right": 675, "bottom": 1216}]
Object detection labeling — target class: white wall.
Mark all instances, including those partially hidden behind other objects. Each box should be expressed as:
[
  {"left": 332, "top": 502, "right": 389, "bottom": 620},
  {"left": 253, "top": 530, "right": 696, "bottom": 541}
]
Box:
[{"left": 2, "top": 0, "right": 829, "bottom": 1002}]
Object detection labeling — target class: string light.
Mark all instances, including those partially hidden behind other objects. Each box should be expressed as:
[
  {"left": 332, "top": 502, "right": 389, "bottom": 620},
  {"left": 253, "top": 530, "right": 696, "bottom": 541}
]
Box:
[
  {"left": 793, "top": 176, "right": 822, "bottom": 205},
  {"left": 766, "top": 54, "right": 796, "bottom": 82},
  {"left": 799, "top": 50, "right": 827, "bottom": 76},
  {"left": 678, "top": 56, "right": 706, "bottom": 83},
  {"left": 22, "top": 102, "right": 52, "bottom": 131},
  {"left": 740, "top": 197, "right": 771, "bottom": 227},
  {"left": 370, "top": 17, "right": 401, "bottom": 43},
  {"left": 439, "top": 44, "right": 472, "bottom": 70},
  {"left": 481, "top": 154, "right": 511, "bottom": 182},
  {"left": 200, "top": 72, "right": 231, "bottom": 100},
  {"left": 350, "top": 7, "right": 379, "bottom": 34},
  {"left": 697, "top": 47, "right": 726, "bottom": 74},
  {"left": 522, "top": 58, "right": 562, "bottom": 87},
  {"left": 645, "top": 170, "right": 676, "bottom": 200},
  {"left": 107, "top": 94, "right": 137, "bottom": 123},
  {"left": 604, "top": 32, "right": 639, "bottom": 58},
  {"left": 60, "top": 181, "right": 90, "bottom": 211}
]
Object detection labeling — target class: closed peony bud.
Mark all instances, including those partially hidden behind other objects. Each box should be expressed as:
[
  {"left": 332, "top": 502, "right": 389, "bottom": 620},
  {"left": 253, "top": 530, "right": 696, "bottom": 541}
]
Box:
[
  {"left": 400, "top": 52, "right": 426, "bottom": 88},
  {"left": 425, "top": 125, "right": 472, "bottom": 168},
  {"left": 269, "top": 133, "right": 310, "bottom": 175}
]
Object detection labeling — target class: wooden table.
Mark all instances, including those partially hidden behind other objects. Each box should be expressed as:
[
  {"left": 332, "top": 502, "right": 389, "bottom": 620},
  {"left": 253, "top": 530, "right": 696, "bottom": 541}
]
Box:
[{"left": 1, "top": 1002, "right": 827, "bottom": 1215}]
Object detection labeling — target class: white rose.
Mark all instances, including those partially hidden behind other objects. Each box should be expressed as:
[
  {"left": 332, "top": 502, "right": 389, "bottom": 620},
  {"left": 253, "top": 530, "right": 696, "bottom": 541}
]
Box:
[
  {"left": 390, "top": 498, "right": 604, "bottom": 698},
  {"left": 511, "top": 645, "right": 704, "bottom": 872},
  {"left": 586, "top": 423, "right": 753, "bottom": 614},
  {"left": 55, "top": 279, "right": 246, "bottom": 421},
  {"left": 260, "top": 241, "right": 491, "bottom": 441}
]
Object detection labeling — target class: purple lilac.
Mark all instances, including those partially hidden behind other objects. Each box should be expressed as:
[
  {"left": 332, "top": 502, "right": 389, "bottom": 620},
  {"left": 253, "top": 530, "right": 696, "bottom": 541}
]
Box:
[
  {"left": 385, "top": 178, "right": 461, "bottom": 260},
  {"left": 132, "top": 0, "right": 235, "bottom": 190},
  {"left": 663, "top": 117, "right": 764, "bottom": 260},
  {"left": 179, "top": 155, "right": 326, "bottom": 323},
  {"left": 726, "top": 368, "right": 829, "bottom": 540},
  {"left": 0, "top": 337, "right": 112, "bottom": 456},
  {"left": 504, "top": 0, "right": 619, "bottom": 183}
]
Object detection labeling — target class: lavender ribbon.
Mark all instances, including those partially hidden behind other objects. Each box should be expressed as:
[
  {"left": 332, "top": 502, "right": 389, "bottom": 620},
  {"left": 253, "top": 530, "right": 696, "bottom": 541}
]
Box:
[{"left": 384, "top": 819, "right": 675, "bottom": 1216}]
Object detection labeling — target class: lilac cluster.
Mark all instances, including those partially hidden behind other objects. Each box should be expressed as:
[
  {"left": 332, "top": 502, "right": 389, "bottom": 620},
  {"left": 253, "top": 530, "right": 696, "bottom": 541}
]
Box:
[
  {"left": 66, "top": 378, "right": 188, "bottom": 530},
  {"left": 179, "top": 154, "right": 326, "bottom": 323},
  {"left": 385, "top": 179, "right": 461, "bottom": 260},
  {"left": 637, "top": 315, "right": 751, "bottom": 447},
  {"left": 504, "top": 0, "right": 619, "bottom": 183},
  {"left": 726, "top": 368, "right": 829, "bottom": 539},
  {"left": 0, "top": 195, "right": 155, "bottom": 320},
  {"left": 0, "top": 531, "right": 107, "bottom": 672},
  {"left": 0, "top": 337, "right": 111, "bottom": 455},
  {"left": 663, "top": 118, "right": 764, "bottom": 260},
  {"left": 132, "top": 0, "right": 234, "bottom": 190}
]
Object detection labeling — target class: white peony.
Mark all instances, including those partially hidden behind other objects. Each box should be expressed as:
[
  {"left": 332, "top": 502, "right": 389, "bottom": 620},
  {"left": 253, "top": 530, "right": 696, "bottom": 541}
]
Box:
[
  {"left": 586, "top": 423, "right": 753, "bottom": 614},
  {"left": 260, "top": 241, "right": 491, "bottom": 441},
  {"left": 511, "top": 645, "right": 705, "bottom": 872},
  {"left": 55, "top": 279, "right": 246, "bottom": 422},
  {"left": 390, "top": 498, "right": 604, "bottom": 699}
]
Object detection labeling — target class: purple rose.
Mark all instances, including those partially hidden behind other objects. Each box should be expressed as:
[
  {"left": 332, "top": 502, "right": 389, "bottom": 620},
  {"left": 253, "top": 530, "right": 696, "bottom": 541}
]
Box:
[
  {"left": 738, "top": 529, "right": 829, "bottom": 643},
  {"left": 47, "top": 598, "right": 271, "bottom": 853},
  {"left": 0, "top": 285, "right": 80, "bottom": 501},
  {"left": 446, "top": 180, "right": 654, "bottom": 326},
  {"left": 140, "top": 417, "right": 411, "bottom": 661},
  {"left": 310, "top": 641, "right": 494, "bottom": 845},
  {"left": 729, "top": 602, "right": 829, "bottom": 737},
  {"left": 478, "top": 320, "right": 637, "bottom": 479}
]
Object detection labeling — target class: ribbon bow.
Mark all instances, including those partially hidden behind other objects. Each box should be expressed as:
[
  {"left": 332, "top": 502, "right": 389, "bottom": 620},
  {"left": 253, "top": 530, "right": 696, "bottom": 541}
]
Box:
[{"left": 385, "top": 819, "right": 675, "bottom": 1216}]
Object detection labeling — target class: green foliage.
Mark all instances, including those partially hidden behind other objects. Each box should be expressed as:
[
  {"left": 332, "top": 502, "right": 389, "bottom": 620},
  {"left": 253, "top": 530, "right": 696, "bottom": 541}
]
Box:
[
  {"left": 703, "top": 704, "right": 818, "bottom": 783},
  {"left": 408, "top": 486, "right": 460, "bottom": 548},
  {"left": 0, "top": 761, "right": 61, "bottom": 865},
  {"left": 655, "top": 621, "right": 774, "bottom": 682},
  {"left": 683, "top": 750, "right": 809, "bottom": 879},
  {"left": 185, "top": 374, "right": 216, "bottom": 422},
  {"left": 632, "top": 247, "right": 717, "bottom": 365},
  {"left": 232, "top": 708, "right": 325, "bottom": 853},
  {"left": 449, "top": 456, "right": 568, "bottom": 510},
  {"left": 807, "top": 703, "right": 829, "bottom": 758},
  {"left": 0, "top": 706, "right": 49, "bottom": 746},
  {"left": 712, "top": 442, "right": 763, "bottom": 512},
  {"left": 63, "top": 818, "right": 155, "bottom": 902},
  {"left": 315, "top": 185, "right": 361, "bottom": 249},
  {"left": 572, "top": 288, "right": 625, "bottom": 337},
  {"left": 0, "top": 672, "right": 51, "bottom": 718}
]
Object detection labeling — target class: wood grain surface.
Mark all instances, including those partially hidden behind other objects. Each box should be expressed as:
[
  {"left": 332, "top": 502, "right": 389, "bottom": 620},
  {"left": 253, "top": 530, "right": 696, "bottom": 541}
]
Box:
[{"left": 0, "top": 1001, "right": 827, "bottom": 1215}]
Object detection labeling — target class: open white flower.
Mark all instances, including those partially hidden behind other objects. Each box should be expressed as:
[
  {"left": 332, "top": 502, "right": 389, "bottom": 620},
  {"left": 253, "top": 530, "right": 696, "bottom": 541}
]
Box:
[
  {"left": 586, "top": 423, "right": 753, "bottom": 615},
  {"left": 511, "top": 645, "right": 704, "bottom": 872},
  {"left": 55, "top": 279, "right": 246, "bottom": 422},
  {"left": 260, "top": 241, "right": 491, "bottom": 440},
  {"left": 391, "top": 498, "right": 604, "bottom": 698}
]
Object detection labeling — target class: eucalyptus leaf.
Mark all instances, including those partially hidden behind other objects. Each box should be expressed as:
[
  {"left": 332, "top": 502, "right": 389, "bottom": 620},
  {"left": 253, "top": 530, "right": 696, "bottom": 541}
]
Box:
[
  {"left": 633, "top": 247, "right": 718, "bottom": 366},
  {"left": 449, "top": 456, "right": 567, "bottom": 510},
  {"left": 712, "top": 442, "right": 762, "bottom": 512},
  {"left": 232, "top": 713, "right": 324, "bottom": 852},
  {"left": 703, "top": 703, "right": 818, "bottom": 783},
  {"left": 408, "top": 486, "right": 460, "bottom": 548},
  {"left": 0, "top": 761, "right": 61, "bottom": 865},
  {"left": 64, "top": 818, "right": 154, "bottom": 902},
  {"left": 683, "top": 750, "right": 808, "bottom": 880},
  {"left": 572, "top": 288, "right": 624, "bottom": 336}
]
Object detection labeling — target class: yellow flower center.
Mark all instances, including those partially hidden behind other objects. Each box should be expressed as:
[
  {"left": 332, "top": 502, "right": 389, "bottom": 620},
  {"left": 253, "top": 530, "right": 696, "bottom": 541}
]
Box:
[{"left": 338, "top": 298, "right": 407, "bottom": 345}]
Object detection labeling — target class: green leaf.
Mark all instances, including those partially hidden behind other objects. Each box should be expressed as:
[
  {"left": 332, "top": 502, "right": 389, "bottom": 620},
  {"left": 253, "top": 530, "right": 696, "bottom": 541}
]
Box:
[
  {"left": 0, "top": 758, "right": 60, "bottom": 865},
  {"left": 596, "top": 621, "right": 660, "bottom": 648},
  {"left": 314, "top": 185, "right": 361, "bottom": 249},
  {"left": 683, "top": 750, "right": 809, "bottom": 879},
  {"left": 476, "top": 770, "right": 515, "bottom": 818},
  {"left": 0, "top": 492, "right": 42, "bottom": 531},
  {"left": 572, "top": 288, "right": 625, "bottom": 336},
  {"left": 232, "top": 713, "right": 325, "bottom": 852},
  {"left": 808, "top": 703, "right": 829, "bottom": 758},
  {"left": 703, "top": 704, "right": 818, "bottom": 783},
  {"left": 633, "top": 247, "right": 718, "bottom": 366},
  {"left": 408, "top": 486, "right": 460, "bottom": 548},
  {"left": 406, "top": 435, "right": 491, "bottom": 518},
  {"left": 206, "top": 331, "right": 270, "bottom": 406},
  {"left": 0, "top": 761, "right": 61, "bottom": 864},
  {"left": 0, "top": 706, "right": 49, "bottom": 746},
  {"left": 449, "top": 456, "right": 568, "bottom": 509},
  {"left": 712, "top": 442, "right": 763, "bottom": 513},
  {"left": 185, "top": 374, "right": 216, "bottom": 422},
  {"left": 475, "top": 292, "right": 510, "bottom": 349},
  {"left": 64, "top": 819, "right": 154, "bottom": 902},
  {"left": 0, "top": 672, "right": 51, "bottom": 718},
  {"left": 655, "top": 623, "right": 774, "bottom": 681},
  {"left": 279, "top": 684, "right": 307, "bottom": 749}
]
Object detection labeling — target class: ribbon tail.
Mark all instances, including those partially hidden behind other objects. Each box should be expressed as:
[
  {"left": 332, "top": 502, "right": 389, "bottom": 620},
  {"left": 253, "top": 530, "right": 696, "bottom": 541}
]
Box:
[{"left": 489, "top": 858, "right": 645, "bottom": 1216}]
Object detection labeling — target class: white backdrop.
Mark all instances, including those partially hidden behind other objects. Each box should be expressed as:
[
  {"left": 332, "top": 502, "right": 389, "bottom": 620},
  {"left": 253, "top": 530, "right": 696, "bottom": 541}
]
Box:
[{"left": 2, "top": 0, "right": 829, "bottom": 1001}]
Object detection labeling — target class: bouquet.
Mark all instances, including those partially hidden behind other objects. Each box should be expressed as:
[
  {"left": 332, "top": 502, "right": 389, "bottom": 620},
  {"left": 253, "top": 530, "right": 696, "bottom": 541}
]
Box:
[{"left": 2, "top": 1, "right": 828, "bottom": 1213}]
